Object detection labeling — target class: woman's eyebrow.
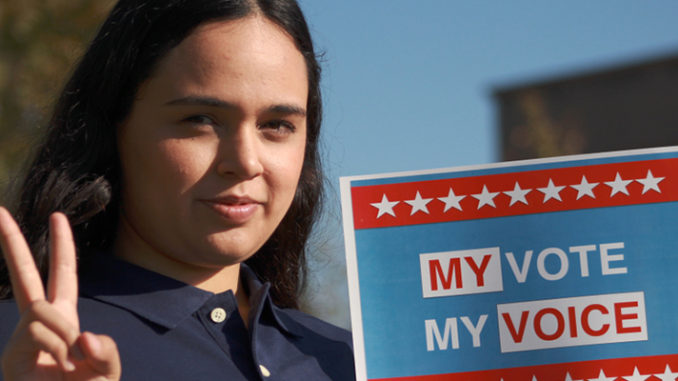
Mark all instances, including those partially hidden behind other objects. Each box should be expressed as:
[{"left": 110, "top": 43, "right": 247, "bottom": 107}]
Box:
[
  {"left": 164, "top": 96, "right": 235, "bottom": 109},
  {"left": 266, "top": 104, "right": 306, "bottom": 117},
  {"left": 164, "top": 96, "right": 306, "bottom": 117}
]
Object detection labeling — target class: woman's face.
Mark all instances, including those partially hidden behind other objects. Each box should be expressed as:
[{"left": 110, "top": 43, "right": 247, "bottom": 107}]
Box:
[{"left": 116, "top": 16, "right": 308, "bottom": 272}]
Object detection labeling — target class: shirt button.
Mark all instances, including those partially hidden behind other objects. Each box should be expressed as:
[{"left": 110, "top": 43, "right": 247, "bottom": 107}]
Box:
[
  {"left": 210, "top": 307, "right": 227, "bottom": 323},
  {"left": 259, "top": 364, "right": 271, "bottom": 377}
]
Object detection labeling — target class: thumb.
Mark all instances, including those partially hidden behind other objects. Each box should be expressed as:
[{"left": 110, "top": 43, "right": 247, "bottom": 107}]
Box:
[{"left": 79, "top": 331, "right": 121, "bottom": 380}]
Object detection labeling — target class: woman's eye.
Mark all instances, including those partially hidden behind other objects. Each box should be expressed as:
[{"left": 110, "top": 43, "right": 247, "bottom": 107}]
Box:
[
  {"left": 260, "top": 120, "right": 296, "bottom": 136},
  {"left": 183, "top": 114, "right": 216, "bottom": 126}
]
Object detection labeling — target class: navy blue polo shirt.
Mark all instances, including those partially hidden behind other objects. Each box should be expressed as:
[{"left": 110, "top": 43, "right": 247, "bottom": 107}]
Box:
[{"left": 0, "top": 254, "right": 355, "bottom": 380}]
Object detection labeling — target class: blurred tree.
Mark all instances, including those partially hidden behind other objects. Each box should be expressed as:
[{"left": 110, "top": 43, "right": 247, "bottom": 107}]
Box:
[
  {"left": 508, "top": 90, "right": 585, "bottom": 159},
  {"left": 0, "top": 0, "right": 115, "bottom": 203}
]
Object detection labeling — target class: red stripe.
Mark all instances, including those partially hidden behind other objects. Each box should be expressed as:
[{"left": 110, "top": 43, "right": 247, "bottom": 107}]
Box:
[
  {"left": 352, "top": 158, "right": 678, "bottom": 229},
  {"left": 371, "top": 353, "right": 678, "bottom": 381}
]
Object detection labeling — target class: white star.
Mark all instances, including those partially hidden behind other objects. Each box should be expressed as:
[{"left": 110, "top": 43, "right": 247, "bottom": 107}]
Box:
[
  {"left": 471, "top": 185, "right": 499, "bottom": 209},
  {"left": 564, "top": 372, "right": 582, "bottom": 381},
  {"left": 538, "top": 178, "right": 565, "bottom": 203},
  {"left": 570, "top": 175, "right": 599, "bottom": 200},
  {"left": 636, "top": 170, "right": 664, "bottom": 194},
  {"left": 370, "top": 194, "right": 399, "bottom": 218},
  {"left": 654, "top": 364, "right": 678, "bottom": 381},
  {"left": 438, "top": 187, "right": 465, "bottom": 212},
  {"left": 622, "top": 366, "right": 651, "bottom": 381},
  {"left": 504, "top": 182, "right": 531, "bottom": 206},
  {"left": 605, "top": 172, "right": 633, "bottom": 197},
  {"left": 532, "top": 376, "right": 539, "bottom": 381},
  {"left": 588, "top": 369, "right": 615, "bottom": 381},
  {"left": 404, "top": 191, "right": 433, "bottom": 215}
]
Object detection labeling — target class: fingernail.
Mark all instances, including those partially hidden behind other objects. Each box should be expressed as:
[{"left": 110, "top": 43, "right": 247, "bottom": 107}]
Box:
[{"left": 64, "top": 360, "right": 76, "bottom": 372}]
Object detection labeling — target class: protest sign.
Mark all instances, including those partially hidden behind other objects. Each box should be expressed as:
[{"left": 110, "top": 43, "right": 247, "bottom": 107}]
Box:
[{"left": 340, "top": 147, "right": 678, "bottom": 380}]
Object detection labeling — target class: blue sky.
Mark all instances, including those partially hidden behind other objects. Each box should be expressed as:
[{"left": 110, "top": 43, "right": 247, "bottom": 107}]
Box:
[
  {"left": 302, "top": 0, "right": 678, "bottom": 176},
  {"left": 295, "top": 1, "right": 678, "bottom": 328}
]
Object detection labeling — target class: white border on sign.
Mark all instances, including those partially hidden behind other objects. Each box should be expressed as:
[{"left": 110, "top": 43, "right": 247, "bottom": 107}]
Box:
[{"left": 340, "top": 177, "right": 368, "bottom": 381}]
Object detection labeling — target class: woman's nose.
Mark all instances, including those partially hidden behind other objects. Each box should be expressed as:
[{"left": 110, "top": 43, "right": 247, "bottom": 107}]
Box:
[{"left": 216, "top": 127, "right": 264, "bottom": 180}]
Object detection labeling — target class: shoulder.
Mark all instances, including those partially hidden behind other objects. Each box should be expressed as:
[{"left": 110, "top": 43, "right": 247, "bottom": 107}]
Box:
[
  {"left": 278, "top": 307, "right": 353, "bottom": 349},
  {"left": 271, "top": 307, "right": 356, "bottom": 380},
  {"left": 242, "top": 263, "right": 353, "bottom": 348}
]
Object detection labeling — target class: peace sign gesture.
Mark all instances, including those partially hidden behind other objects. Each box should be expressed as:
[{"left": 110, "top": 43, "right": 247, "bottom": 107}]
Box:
[{"left": 0, "top": 207, "right": 120, "bottom": 381}]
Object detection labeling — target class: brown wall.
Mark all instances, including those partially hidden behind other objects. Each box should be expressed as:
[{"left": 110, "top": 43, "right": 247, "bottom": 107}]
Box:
[{"left": 494, "top": 54, "right": 678, "bottom": 161}]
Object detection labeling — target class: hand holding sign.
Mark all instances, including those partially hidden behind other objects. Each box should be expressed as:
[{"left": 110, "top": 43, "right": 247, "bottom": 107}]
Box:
[{"left": 0, "top": 207, "right": 120, "bottom": 381}]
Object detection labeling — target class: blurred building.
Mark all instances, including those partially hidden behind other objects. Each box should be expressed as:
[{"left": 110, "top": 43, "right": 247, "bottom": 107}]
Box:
[{"left": 493, "top": 53, "right": 678, "bottom": 161}]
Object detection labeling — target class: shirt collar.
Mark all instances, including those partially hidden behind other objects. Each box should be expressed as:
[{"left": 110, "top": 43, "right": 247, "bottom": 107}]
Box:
[
  {"left": 79, "top": 253, "right": 299, "bottom": 336},
  {"left": 79, "top": 254, "right": 213, "bottom": 329},
  {"left": 240, "top": 264, "right": 300, "bottom": 337}
]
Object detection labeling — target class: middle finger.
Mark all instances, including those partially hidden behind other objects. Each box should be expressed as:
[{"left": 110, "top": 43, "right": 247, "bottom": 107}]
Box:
[{"left": 47, "top": 212, "right": 78, "bottom": 310}]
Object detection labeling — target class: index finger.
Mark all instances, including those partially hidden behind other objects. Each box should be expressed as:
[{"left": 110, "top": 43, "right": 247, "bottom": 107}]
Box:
[{"left": 0, "top": 206, "right": 46, "bottom": 312}]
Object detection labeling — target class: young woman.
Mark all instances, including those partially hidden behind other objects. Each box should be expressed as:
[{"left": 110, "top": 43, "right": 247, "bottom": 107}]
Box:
[{"left": 0, "top": 0, "right": 355, "bottom": 380}]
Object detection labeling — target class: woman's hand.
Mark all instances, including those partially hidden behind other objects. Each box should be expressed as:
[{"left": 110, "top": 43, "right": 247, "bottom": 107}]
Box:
[{"left": 0, "top": 207, "right": 121, "bottom": 380}]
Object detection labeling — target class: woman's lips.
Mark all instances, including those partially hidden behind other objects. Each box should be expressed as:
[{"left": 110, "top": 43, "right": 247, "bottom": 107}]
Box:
[{"left": 201, "top": 198, "right": 261, "bottom": 224}]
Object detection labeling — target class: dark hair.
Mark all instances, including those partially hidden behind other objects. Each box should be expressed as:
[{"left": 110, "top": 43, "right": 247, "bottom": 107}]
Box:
[{"left": 0, "top": 0, "right": 323, "bottom": 309}]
